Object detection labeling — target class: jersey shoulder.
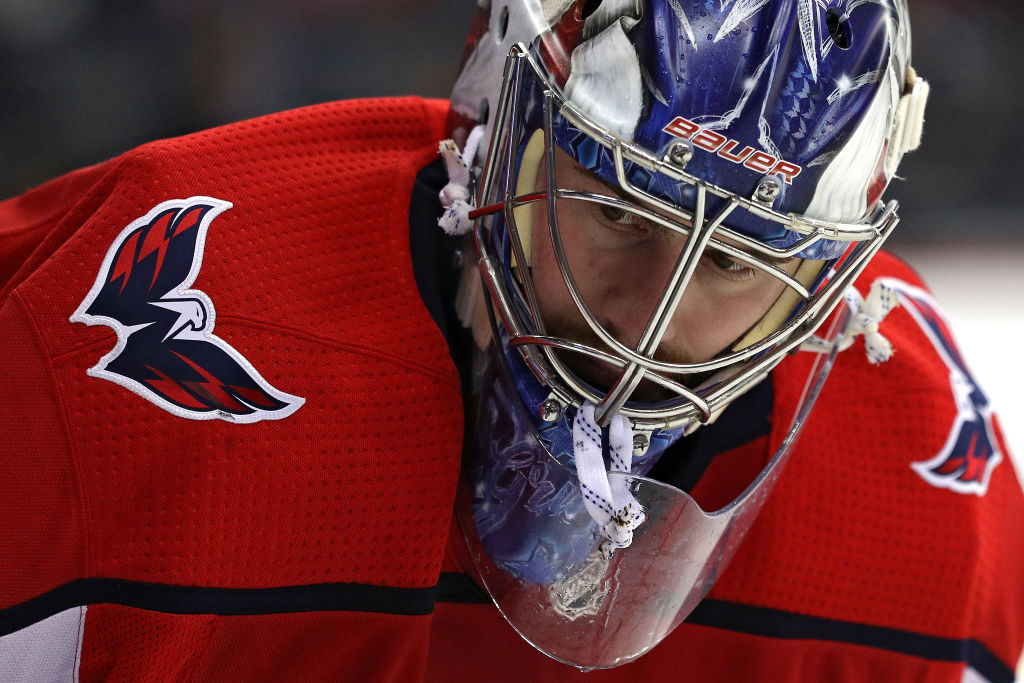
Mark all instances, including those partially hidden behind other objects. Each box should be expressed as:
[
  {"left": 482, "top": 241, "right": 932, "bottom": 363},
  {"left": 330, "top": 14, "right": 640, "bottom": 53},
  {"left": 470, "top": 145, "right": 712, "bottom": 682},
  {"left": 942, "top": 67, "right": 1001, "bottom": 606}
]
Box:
[
  {"left": 824, "top": 249, "right": 1012, "bottom": 496},
  {"left": 0, "top": 95, "right": 463, "bottom": 607},
  {"left": 711, "top": 249, "right": 1024, "bottom": 678},
  {"left": 0, "top": 96, "right": 450, "bottom": 297}
]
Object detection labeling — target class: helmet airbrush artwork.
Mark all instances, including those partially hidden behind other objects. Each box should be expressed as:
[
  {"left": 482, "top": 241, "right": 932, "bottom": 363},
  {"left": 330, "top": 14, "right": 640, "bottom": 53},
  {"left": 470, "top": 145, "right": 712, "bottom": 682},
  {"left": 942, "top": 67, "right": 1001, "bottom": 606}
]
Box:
[{"left": 445, "top": 0, "right": 927, "bottom": 669}]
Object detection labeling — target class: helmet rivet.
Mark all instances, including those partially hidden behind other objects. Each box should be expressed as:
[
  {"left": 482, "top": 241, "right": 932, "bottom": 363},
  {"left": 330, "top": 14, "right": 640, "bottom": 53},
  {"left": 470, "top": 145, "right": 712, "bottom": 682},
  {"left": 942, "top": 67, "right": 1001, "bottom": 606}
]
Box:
[
  {"left": 540, "top": 397, "right": 564, "bottom": 423},
  {"left": 632, "top": 433, "right": 650, "bottom": 457},
  {"left": 666, "top": 141, "right": 693, "bottom": 169},
  {"left": 755, "top": 177, "right": 782, "bottom": 204}
]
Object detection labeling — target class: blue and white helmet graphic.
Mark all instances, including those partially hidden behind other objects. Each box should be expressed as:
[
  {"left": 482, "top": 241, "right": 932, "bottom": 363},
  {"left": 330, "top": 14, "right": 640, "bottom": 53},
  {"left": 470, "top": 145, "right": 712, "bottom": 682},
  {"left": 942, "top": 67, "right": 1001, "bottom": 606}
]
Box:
[
  {"left": 551, "top": 0, "right": 914, "bottom": 258},
  {"left": 452, "top": 0, "right": 927, "bottom": 430},
  {"left": 449, "top": 2, "right": 927, "bottom": 668}
]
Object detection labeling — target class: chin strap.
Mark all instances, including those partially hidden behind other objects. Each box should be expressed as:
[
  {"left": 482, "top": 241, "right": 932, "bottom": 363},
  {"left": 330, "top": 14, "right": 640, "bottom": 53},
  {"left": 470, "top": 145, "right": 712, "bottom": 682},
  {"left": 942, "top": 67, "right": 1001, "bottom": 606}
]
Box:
[
  {"left": 437, "top": 124, "right": 487, "bottom": 236},
  {"left": 802, "top": 279, "right": 900, "bottom": 364},
  {"left": 572, "top": 402, "right": 645, "bottom": 555}
]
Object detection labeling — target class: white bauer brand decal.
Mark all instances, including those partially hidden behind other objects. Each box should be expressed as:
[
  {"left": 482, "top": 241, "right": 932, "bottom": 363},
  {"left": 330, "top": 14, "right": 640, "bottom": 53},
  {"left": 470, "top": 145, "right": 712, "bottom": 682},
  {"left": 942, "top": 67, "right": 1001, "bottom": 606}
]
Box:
[{"left": 662, "top": 115, "right": 803, "bottom": 184}]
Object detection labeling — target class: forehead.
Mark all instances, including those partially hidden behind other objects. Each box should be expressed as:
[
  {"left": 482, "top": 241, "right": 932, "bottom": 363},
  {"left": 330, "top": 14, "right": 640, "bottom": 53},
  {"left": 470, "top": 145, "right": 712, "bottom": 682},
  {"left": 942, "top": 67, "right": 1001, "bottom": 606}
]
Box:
[{"left": 549, "top": 146, "right": 799, "bottom": 267}]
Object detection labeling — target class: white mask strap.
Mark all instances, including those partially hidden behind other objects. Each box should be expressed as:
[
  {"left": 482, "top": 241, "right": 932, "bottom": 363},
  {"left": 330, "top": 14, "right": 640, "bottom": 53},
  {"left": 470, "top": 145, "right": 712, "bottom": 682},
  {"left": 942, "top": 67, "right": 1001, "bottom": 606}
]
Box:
[{"left": 573, "top": 402, "right": 645, "bottom": 554}]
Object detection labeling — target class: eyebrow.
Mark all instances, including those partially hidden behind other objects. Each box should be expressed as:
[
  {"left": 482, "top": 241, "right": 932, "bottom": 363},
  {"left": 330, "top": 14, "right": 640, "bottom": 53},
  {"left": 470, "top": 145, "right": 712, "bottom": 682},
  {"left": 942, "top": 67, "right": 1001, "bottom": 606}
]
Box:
[
  {"left": 570, "top": 161, "right": 795, "bottom": 265},
  {"left": 570, "top": 160, "right": 628, "bottom": 198}
]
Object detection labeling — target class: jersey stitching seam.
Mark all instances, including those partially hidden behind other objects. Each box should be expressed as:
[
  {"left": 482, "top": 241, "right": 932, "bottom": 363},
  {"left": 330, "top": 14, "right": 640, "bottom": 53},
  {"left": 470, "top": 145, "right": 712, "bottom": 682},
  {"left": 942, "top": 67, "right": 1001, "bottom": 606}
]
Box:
[
  {"left": 383, "top": 101, "right": 455, "bottom": 384},
  {"left": 10, "top": 290, "right": 94, "bottom": 577},
  {"left": 72, "top": 605, "right": 86, "bottom": 683},
  {"left": 0, "top": 160, "right": 125, "bottom": 303},
  {"left": 52, "top": 313, "right": 460, "bottom": 389}
]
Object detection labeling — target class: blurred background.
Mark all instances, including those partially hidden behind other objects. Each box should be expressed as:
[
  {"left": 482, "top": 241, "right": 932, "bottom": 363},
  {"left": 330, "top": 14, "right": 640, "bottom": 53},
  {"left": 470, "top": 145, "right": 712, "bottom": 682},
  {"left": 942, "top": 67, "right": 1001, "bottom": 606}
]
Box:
[
  {"left": 1, "top": 0, "right": 1021, "bottom": 539},
  {"left": 0, "top": 0, "right": 1021, "bottom": 673}
]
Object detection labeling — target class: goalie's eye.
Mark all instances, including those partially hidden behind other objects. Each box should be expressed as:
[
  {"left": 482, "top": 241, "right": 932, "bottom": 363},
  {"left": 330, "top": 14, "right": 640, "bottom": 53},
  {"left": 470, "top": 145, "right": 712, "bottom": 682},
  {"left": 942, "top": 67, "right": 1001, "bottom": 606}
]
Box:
[{"left": 703, "top": 249, "right": 757, "bottom": 282}]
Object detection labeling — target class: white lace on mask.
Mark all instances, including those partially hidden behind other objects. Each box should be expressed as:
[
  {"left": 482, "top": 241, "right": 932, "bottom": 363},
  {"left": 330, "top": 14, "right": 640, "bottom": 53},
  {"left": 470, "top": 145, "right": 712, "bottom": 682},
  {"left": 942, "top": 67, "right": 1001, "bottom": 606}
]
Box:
[
  {"left": 437, "top": 124, "right": 486, "bottom": 236},
  {"left": 802, "top": 279, "right": 900, "bottom": 364},
  {"left": 572, "top": 402, "right": 644, "bottom": 555}
]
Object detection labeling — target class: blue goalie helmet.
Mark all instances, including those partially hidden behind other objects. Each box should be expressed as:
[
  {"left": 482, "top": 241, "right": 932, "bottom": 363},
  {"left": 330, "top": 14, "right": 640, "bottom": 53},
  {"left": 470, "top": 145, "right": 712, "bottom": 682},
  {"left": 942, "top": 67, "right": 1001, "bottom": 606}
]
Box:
[
  {"left": 450, "top": 0, "right": 926, "bottom": 431},
  {"left": 447, "top": 0, "right": 927, "bottom": 668}
]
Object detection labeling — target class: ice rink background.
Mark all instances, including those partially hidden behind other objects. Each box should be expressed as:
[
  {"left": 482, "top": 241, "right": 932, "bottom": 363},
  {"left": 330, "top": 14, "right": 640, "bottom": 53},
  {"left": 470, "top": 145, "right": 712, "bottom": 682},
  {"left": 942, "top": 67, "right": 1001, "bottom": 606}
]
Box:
[{"left": 1, "top": 0, "right": 1020, "bottom": 676}]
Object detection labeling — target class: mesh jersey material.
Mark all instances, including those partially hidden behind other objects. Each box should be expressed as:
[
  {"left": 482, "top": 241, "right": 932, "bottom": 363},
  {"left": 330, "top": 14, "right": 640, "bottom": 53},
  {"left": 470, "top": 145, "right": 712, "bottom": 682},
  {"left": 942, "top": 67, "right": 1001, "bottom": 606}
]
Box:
[
  {"left": 433, "top": 250, "right": 1024, "bottom": 682},
  {"left": 0, "top": 97, "right": 462, "bottom": 680},
  {"left": 0, "top": 97, "right": 1021, "bottom": 681}
]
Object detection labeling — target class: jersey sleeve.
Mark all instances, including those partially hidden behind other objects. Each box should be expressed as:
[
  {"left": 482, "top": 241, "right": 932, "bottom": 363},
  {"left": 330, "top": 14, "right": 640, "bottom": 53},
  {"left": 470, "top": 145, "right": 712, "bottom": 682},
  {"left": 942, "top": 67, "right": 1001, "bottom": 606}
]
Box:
[
  {"left": 0, "top": 96, "right": 467, "bottom": 682},
  {"left": 715, "top": 250, "right": 1024, "bottom": 681}
]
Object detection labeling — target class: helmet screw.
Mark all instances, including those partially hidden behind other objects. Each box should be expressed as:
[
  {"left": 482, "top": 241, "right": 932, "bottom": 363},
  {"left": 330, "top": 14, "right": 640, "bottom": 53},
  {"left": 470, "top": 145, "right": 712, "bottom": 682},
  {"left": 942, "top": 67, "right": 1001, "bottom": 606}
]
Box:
[
  {"left": 755, "top": 177, "right": 782, "bottom": 204},
  {"left": 540, "top": 397, "right": 564, "bottom": 423},
  {"left": 666, "top": 141, "right": 693, "bottom": 169},
  {"left": 632, "top": 432, "right": 650, "bottom": 457}
]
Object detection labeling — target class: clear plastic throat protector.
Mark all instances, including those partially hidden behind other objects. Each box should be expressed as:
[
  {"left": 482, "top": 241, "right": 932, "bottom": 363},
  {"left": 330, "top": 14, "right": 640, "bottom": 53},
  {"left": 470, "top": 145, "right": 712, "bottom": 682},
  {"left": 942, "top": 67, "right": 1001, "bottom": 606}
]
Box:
[{"left": 457, "top": 304, "right": 847, "bottom": 671}]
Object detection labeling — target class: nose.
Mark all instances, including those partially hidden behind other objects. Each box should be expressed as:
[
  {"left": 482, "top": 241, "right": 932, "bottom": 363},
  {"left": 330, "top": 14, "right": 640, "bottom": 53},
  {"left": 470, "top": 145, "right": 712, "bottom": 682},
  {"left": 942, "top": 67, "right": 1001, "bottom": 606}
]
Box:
[{"left": 593, "top": 265, "right": 686, "bottom": 352}]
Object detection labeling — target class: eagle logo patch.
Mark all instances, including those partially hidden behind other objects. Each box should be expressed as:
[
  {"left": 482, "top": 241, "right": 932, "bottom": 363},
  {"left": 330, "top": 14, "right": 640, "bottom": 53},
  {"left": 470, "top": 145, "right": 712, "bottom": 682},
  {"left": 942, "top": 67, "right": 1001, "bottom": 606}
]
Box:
[
  {"left": 70, "top": 197, "right": 303, "bottom": 422},
  {"left": 883, "top": 279, "right": 1003, "bottom": 496}
]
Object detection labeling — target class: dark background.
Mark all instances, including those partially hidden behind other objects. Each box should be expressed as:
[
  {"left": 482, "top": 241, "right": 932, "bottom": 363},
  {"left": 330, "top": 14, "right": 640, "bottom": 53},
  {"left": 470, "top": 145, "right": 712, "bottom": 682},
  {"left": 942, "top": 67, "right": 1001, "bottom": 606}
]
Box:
[{"left": 0, "top": 0, "right": 1021, "bottom": 248}]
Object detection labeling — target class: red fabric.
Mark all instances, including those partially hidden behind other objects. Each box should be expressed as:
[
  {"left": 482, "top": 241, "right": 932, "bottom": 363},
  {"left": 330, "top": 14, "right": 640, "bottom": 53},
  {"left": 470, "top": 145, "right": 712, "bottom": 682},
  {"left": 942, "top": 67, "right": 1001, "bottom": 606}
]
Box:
[
  {"left": 0, "top": 161, "right": 114, "bottom": 294},
  {"left": 80, "top": 605, "right": 431, "bottom": 682},
  {"left": 0, "top": 97, "right": 462, "bottom": 597},
  {"left": 426, "top": 602, "right": 967, "bottom": 682},
  {"left": 78, "top": 608, "right": 217, "bottom": 682},
  {"left": 0, "top": 292, "right": 86, "bottom": 608},
  {"left": 1, "top": 98, "right": 1021, "bottom": 681}
]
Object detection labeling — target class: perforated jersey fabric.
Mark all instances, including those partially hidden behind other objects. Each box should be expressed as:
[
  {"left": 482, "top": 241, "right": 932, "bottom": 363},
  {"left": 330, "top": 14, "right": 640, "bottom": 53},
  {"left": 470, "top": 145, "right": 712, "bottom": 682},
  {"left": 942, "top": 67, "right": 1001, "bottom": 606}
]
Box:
[
  {"left": 0, "top": 97, "right": 462, "bottom": 679},
  {"left": 430, "top": 251, "right": 1024, "bottom": 682},
  {"left": 0, "top": 97, "right": 1021, "bottom": 681}
]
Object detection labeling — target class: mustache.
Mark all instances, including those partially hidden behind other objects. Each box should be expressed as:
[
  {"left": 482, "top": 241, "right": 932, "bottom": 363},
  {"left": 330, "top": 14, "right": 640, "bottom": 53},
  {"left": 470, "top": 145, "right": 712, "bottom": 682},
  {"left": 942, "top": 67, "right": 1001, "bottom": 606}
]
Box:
[
  {"left": 540, "top": 311, "right": 695, "bottom": 366},
  {"left": 536, "top": 312, "right": 734, "bottom": 395}
]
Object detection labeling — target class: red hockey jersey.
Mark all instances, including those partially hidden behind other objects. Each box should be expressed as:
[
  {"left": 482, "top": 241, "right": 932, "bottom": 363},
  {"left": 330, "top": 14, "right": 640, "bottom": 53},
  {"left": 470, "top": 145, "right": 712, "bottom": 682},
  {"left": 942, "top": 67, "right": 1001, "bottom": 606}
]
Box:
[{"left": 0, "top": 97, "right": 1021, "bottom": 682}]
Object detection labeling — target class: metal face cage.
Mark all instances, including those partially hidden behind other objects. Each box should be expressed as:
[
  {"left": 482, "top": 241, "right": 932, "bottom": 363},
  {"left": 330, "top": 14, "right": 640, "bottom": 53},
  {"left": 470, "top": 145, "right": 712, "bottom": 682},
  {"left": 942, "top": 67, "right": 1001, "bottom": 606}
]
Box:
[{"left": 472, "top": 45, "right": 899, "bottom": 430}]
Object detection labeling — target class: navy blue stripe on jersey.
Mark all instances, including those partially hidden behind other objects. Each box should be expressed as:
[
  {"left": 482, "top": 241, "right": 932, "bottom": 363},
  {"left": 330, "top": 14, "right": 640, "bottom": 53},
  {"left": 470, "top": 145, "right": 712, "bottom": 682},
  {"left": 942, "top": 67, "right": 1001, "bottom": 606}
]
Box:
[
  {"left": 0, "top": 578, "right": 438, "bottom": 637},
  {"left": 689, "top": 598, "right": 1014, "bottom": 683},
  {"left": 433, "top": 573, "right": 1013, "bottom": 680},
  {"left": 437, "top": 572, "right": 493, "bottom": 604}
]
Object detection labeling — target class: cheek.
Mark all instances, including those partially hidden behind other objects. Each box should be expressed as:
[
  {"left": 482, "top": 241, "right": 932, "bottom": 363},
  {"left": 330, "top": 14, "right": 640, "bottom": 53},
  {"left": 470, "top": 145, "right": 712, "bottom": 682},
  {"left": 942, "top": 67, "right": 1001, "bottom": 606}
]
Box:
[
  {"left": 529, "top": 213, "right": 577, "bottom": 322},
  {"left": 674, "top": 277, "right": 788, "bottom": 361},
  {"left": 530, "top": 241, "right": 560, "bottom": 308},
  {"left": 529, "top": 205, "right": 607, "bottom": 315}
]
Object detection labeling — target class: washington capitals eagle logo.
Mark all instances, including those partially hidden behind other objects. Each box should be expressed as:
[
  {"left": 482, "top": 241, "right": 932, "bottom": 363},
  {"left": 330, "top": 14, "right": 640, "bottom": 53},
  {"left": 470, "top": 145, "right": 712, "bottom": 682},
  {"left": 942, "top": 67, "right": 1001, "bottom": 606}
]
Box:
[
  {"left": 70, "top": 197, "right": 303, "bottom": 423},
  {"left": 883, "top": 279, "right": 1003, "bottom": 496}
]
